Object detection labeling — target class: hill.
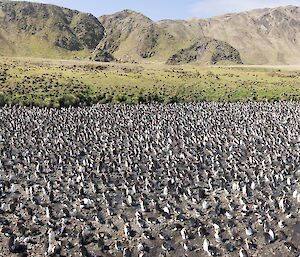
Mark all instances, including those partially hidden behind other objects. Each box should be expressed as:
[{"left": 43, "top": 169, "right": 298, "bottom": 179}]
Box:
[
  {"left": 93, "top": 10, "right": 242, "bottom": 65},
  {"left": 96, "top": 6, "right": 300, "bottom": 65},
  {"left": 0, "top": 1, "right": 104, "bottom": 59},
  {"left": 166, "top": 37, "right": 243, "bottom": 65},
  {"left": 159, "top": 6, "right": 300, "bottom": 64},
  {"left": 93, "top": 10, "right": 159, "bottom": 62},
  {"left": 0, "top": 2, "right": 300, "bottom": 65}
]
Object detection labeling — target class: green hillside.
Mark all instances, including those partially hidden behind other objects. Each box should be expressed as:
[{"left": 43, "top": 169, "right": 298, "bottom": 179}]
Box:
[
  {"left": 0, "top": 1, "right": 104, "bottom": 59},
  {"left": 93, "top": 10, "right": 242, "bottom": 65}
]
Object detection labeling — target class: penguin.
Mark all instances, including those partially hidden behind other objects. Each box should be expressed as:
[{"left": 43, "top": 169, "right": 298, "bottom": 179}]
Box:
[
  {"left": 239, "top": 248, "right": 248, "bottom": 257},
  {"left": 8, "top": 235, "right": 27, "bottom": 254}
]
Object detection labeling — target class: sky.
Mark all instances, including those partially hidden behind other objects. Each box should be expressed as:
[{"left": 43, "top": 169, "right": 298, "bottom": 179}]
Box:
[{"left": 21, "top": 0, "right": 300, "bottom": 20}]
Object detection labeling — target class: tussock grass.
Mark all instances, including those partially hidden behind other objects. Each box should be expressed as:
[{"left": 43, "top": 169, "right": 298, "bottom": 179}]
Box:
[{"left": 0, "top": 58, "right": 299, "bottom": 107}]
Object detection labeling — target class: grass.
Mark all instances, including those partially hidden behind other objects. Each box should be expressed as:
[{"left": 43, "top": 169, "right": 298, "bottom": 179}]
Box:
[
  {"left": 0, "top": 28, "right": 91, "bottom": 60},
  {"left": 0, "top": 57, "right": 299, "bottom": 107}
]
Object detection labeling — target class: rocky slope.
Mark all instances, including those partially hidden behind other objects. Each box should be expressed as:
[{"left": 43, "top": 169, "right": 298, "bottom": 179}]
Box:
[
  {"left": 167, "top": 38, "right": 243, "bottom": 65},
  {"left": 93, "top": 10, "right": 162, "bottom": 62},
  {"left": 97, "top": 5, "right": 300, "bottom": 65},
  {"left": 160, "top": 6, "right": 300, "bottom": 64},
  {"left": 93, "top": 10, "right": 242, "bottom": 64},
  {"left": 0, "top": 1, "right": 105, "bottom": 58},
  {"left": 1, "top": 1, "right": 300, "bottom": 65}
]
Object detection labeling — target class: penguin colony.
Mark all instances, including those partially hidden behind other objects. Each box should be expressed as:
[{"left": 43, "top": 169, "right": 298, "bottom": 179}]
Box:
[{"left": 0, "top": 102, "right": 299, "bottom": 257}]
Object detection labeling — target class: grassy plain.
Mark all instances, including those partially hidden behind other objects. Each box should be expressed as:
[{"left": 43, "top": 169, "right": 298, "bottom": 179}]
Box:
[{"left": 0, "top": 57, "right": 299, "bottom": 107}]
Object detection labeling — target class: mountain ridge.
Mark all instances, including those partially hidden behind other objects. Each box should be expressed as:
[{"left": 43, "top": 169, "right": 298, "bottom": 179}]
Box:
[
  {"left": 0, "top": 1, "right": 300, "bottom": 65},
  {"left": 95, "top": 4, "right": 300, "bottom": 64},
  {"left": 194, "top": 5, "right": 300, "bottom": 64},
  {"left": 0, "top": 0, "right": 105, "bottom": 58},
  {"left": 93, "top": 9, "right": 243, "bottom": 65}
]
